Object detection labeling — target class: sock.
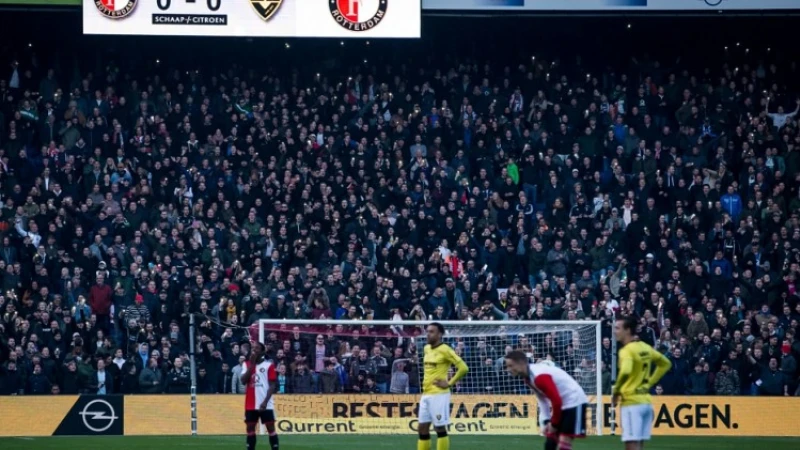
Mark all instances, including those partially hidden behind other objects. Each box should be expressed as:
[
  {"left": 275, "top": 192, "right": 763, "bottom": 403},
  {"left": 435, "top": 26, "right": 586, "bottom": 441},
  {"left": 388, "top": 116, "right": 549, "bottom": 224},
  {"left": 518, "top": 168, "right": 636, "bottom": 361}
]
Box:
[
  {"left": 545, "top": 437, "right": 558, "bottom": 450},
  {"left": 418, "top": 434, "right": 431, "bottom": 450},
  {"left": 436, "top": 432, "right": 449, "bottom": 450},
  {"left": 558, "top": 443, "right": 572, "bottom": 450},
  {"left": 246, "top": 434, "right": 256, "bottom": 450},
  {"left": 269, "top": 432, "right": 279, "bottom": 449}
]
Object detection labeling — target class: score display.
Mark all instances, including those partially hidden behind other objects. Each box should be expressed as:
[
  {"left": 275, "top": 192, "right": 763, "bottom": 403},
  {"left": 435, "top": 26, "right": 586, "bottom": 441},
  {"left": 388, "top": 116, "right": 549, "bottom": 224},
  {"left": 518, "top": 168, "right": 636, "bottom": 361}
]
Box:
[
  {"left": 84, "top": 0, "right": 421, "bottom": 38},
  {"left": 151, "top": 0, "right": 227, "bottom": 26}
]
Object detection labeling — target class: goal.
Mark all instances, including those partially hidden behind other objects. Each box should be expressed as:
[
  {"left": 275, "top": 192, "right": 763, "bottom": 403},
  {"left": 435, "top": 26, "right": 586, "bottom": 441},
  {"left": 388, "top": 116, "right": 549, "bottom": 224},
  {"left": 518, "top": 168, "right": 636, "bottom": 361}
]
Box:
[{"left": 255, "top": 319, "right": 604, "bottom": 436}]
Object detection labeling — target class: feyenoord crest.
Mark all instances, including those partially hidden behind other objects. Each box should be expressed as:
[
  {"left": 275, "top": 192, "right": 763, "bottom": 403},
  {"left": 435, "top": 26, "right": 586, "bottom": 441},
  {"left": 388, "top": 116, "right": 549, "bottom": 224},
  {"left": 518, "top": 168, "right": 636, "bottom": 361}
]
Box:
[
  {"left": 329, "top": 0, "right": 388, "bottom": 32},
  {"left": 93, "top": 0, "right": 137, "bottom": 19},
  {"left": 250, "top": 0, "right": 284, "bottom": 21}
]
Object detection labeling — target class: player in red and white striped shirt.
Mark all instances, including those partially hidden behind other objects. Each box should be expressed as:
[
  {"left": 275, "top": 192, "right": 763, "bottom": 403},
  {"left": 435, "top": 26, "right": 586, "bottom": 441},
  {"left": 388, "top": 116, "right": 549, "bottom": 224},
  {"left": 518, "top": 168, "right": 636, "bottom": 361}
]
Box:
[
  {"left": 505, "top": 351, "right": 589, "bottom": 450},
  {"left": 241, "top": 342, "right": 279, "bottom": 450}
]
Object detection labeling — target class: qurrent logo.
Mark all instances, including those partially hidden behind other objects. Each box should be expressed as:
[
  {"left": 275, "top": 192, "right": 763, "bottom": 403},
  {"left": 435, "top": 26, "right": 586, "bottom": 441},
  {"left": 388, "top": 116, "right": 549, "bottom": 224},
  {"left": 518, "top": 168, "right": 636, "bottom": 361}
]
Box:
[{"left": 79, "top": 399, "right": 119, "bottom": 433}]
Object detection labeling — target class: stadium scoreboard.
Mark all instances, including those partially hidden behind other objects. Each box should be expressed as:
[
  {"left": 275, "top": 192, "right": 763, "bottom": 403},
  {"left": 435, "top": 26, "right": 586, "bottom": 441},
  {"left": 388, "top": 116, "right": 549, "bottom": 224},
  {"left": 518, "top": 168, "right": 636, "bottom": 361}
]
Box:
[{"left": 83, "top": 0, "right": 421, "bottom": 38}]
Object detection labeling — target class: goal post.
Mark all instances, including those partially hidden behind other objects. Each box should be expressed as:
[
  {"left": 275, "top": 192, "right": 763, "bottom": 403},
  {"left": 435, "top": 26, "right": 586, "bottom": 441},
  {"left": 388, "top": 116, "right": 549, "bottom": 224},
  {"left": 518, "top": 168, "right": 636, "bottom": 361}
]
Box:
[{"left": 256, "top": 319, "right": 604, "bottom": 436}]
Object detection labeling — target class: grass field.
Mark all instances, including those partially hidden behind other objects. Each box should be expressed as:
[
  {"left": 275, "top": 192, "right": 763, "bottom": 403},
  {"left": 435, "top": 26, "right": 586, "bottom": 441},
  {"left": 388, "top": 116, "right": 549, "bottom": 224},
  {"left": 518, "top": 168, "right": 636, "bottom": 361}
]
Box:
[{"left": 0, "top": 435, "right": 794, "bottom": 450}]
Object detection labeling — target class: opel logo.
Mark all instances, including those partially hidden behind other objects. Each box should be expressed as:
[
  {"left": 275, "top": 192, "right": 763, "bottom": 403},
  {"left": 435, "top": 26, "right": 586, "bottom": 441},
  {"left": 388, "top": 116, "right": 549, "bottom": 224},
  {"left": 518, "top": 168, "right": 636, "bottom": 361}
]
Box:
[{"left": 79, "top": 399, "right": 118, "bottom": 433}]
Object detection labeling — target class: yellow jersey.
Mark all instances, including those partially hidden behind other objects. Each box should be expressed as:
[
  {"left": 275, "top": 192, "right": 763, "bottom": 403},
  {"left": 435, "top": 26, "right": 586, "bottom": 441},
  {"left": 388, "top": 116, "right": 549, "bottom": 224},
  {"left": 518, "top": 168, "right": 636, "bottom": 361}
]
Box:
[
  {"left": 612, "top": 341, "right": 671, "bottom": 406},
  {"left": 422, "top": 343, "right": 469, "bottom": 395}
]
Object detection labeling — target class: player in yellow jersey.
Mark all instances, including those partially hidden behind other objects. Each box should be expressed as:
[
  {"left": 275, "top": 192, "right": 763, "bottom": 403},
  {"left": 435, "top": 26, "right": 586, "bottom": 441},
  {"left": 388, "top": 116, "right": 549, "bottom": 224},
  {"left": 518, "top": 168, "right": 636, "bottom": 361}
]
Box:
[
  {"left": 417, "top": 322, "right": 469, "bottom": 450},
  {"left": 612, "top": 316, "right": 672, "bottom": 450}
]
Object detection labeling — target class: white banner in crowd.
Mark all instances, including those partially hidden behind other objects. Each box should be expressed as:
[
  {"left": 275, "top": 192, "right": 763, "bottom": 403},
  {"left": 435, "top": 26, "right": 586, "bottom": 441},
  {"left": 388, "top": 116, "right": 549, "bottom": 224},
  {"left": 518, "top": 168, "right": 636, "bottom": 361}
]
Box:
[
  {"left": 83, "top": 0, "right": 421, "bottom": 37},
  {"left": 423, "top": 0, "right": 800, "bottom": 10}
]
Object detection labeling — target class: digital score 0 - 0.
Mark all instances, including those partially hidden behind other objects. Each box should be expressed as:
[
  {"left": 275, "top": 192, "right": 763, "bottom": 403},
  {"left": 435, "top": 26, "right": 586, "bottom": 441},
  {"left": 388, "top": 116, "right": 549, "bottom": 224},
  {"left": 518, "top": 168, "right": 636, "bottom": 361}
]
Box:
[
  {"left": 85, "top": 0, "right": 421, "bottom": 38},
  {"left": 152, "top": 0, "right": 229, "bottom": 26}
]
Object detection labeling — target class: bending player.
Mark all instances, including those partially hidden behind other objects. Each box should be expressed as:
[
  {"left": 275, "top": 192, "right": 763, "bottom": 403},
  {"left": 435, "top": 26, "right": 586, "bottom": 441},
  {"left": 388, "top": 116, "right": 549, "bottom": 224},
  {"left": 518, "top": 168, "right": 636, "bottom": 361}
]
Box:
[
  {"left": 613, "top": 316, "right": 672, "bottom": 450},
  {"left": 417, "top": 322, "right": 469, "bottom": 450},
  {"left": 505, "top": 351, "right": 589, "bottom": 450},
  {"left": 241, "top": 342, "right": 279, "bottom": 450}
]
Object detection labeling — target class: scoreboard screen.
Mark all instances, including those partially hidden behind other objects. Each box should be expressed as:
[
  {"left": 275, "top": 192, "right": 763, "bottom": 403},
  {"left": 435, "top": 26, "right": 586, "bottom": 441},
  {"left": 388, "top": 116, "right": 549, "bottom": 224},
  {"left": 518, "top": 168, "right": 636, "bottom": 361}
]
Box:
[{"left": 83, "top": 0, "right": 421, "bottom": 38}]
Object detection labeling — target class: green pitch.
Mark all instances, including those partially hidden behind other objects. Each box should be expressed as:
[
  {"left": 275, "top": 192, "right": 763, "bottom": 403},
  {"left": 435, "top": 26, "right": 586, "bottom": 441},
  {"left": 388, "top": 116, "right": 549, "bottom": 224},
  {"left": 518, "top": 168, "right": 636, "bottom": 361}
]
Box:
[{"left": 0, "top": 435, "right": 795, "bottom": 450}]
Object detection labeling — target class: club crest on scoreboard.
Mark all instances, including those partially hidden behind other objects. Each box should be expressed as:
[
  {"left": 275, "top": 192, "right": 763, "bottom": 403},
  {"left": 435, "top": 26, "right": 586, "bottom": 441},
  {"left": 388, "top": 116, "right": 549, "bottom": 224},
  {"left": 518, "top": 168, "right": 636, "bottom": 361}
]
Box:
[
  {"left": 93, "top": 0, "right": 138, "bottom": 19},
  {"left": 250, "top": 0, "right": 284, "bottom": 21},
  {"left": 329, "top": 0, "right": 388, "bottom": 32}
]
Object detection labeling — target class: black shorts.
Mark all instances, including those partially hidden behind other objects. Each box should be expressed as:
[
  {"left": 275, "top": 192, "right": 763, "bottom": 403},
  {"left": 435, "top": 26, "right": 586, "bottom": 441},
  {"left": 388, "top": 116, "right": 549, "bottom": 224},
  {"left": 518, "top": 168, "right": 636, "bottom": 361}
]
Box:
[
  {"left": 556, "top": 404, "right": 587, "bottom": 438},
  {"left": 245, "top": 409, "right": 276, "bottom": 424}
]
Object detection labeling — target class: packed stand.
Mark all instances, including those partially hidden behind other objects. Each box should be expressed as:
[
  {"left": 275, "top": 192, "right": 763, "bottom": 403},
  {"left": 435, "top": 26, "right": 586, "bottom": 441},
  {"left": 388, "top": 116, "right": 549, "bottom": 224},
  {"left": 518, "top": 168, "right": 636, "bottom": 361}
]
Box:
[{"left": 0, "top": 43, "right": 799, "bottom": 399}]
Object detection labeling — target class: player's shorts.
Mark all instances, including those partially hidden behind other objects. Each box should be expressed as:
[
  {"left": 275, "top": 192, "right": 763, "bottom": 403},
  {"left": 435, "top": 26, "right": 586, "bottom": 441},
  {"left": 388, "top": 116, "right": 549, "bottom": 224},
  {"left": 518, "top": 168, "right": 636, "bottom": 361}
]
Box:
[
  {"left": 556, "top": 403, "right": 588, "bottom": 438},
  {"left": 418, "top": 393, "right": 450, "bottom": 427},
  {"left": 621, "top": 403, "right": 654, "bottom": 442},
  {"left": 245, "top": 409, "right": 276, "bottom": 424}
]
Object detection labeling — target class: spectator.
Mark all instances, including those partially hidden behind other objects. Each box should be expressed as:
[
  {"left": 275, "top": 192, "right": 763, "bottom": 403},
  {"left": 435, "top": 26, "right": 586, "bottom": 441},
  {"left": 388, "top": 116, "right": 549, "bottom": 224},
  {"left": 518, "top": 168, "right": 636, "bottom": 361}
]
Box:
[
  {"left": 231, "top": 356, "right": 247, "bottom": 394},
  {"left": 290, "top": 363, "right": 314, "bottom": 394},
  {"left": 363, "top": 376, "right": 381, "bottom": 394},
  {"left": 688, "top": 362, "right": 711, "bottom": 395},
  {"left": 88, "top": 359, "right": 114, "bottom": 395},
  {"left": 218, "top": 363, "right": 233, "bottom": 394},
  {"left": 139, "top": 358, "right": 163, "bottom": 394},
  {"left": 349, "top": 349, "right": 377, "bottom": 382},
  {"left": 59, "top": 360, "right": 82, "bottom": 394},
  {"left": 166, "top": 358, "right": 190, "bottom": 394},
  {"left": 26, "top": 364, "right": 50, "bottom": 395},
  {"left": 319, "top": 360, "right": 342, "bottom": 393},
  {"left": 389, "top": 359, "right": 410, "bottom": 394},
  {"left": 660, "top": 348, "right": 690, "bottom": 395},
  {"left": 0, "top": 361, "right": 23, "bottom": 395},
  {"left": 371, "top": 345, "right": 390, "bottom": 393},
  {"left": 714, "top": 360, "right": 740, "bottom": 395},
  {"left": 120, "top": 364, "right": 140, "bottom": 394},
  {"left": 88, "top": 276, "right": 113, "bottom": 333},
  {"left": 196, "top": 367, "right": 214, "bottom": 394},
  {"left": 780, "top": 341, "right": 797, "bottom": 393},
  {"left": 757, "top": 358, "right": 789, "bottom": 396}
]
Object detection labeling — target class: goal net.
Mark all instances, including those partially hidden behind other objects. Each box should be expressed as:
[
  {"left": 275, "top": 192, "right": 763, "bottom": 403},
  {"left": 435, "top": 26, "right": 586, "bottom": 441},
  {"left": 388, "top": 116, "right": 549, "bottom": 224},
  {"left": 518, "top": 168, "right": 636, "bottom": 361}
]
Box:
[{"left": 255, "top": 319, "right": 603, "bottom": 436}]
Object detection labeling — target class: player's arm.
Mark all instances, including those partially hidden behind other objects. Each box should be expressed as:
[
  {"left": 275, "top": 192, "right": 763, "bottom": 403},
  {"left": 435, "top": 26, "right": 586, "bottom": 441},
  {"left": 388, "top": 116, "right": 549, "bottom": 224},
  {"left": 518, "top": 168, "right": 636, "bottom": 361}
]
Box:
[
  {"left": 260, "top": 364, "right": 278, "bottom": 410},
  {"left": 532, "top": 374, "right": 564, "bottom": 429},
  {"left": 612, "top": 348, "right": 633, "bottom": 399},
  {"left": 645, "top": 346, "right": 672, "bottom": 390},
  {"left": 445, "top": 346, "right": 469, "bottom": 387},
  {"left": 240, "top": 362, "right": 252, "bottom": 385},
  {"left": 534, "top": 390, "right": 552, "bottom": 428}
]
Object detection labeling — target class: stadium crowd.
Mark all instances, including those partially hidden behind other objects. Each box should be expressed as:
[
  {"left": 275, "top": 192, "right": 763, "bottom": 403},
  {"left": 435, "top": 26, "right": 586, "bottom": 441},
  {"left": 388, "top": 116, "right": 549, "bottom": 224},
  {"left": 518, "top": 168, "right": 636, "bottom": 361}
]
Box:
[{"left": 1, "top": 33, "right": 800, "bottom": 400}]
